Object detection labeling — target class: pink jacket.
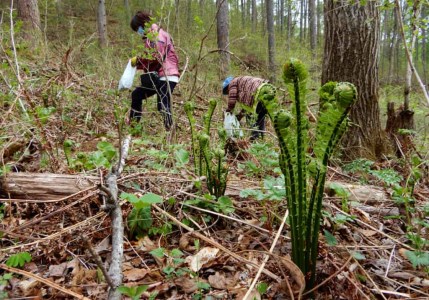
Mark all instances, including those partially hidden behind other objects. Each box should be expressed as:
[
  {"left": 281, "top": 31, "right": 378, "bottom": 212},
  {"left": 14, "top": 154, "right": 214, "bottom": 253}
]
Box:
[{"left": 135, "top": 24, "right": 180, "bottom": 78}]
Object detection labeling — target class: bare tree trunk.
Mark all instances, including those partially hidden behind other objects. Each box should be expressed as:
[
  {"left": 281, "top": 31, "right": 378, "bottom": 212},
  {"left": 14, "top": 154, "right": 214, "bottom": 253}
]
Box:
[
  {"left": 280, "top": 0, "right": 284, "bottom": 33},
  {"left": 423, "top": 8, "right": 427, "bottom": 84},
  {"left": 322, "top": 0, "right": 384, "bottom": 159},
  {"left": 97, "top": 0, "right": 108, "bottom": 47},
  {"left": 217, "top": 0, "right": 230, "bottom": 77},
  {"left": 287, "top": 1, "right": 292, "bottom": 52},
  {"left": 299, "top": 0, "right": 304, "bottom": 42},
  {"left": 252, "top": 0, "right": 257, "bottom": 32},
  {"left": 266, "top": 0, "right": 276, "bottom": 82},
  {"left": 186, "top": 0, "right": 192, "bottom": 29},
  {"left": 16, "top": 0, "right": 40, "bottom": 42},
  {"left": 308, "top": 0, "right": 316, "bottom": 52},
  {"left": 398, "top": 0, "right": 422, "bottom": 110},
  {"left": 17, "top": 0, "right": 40, "bottom": 30},
  {"left": 124, "top": 0, "right": 131, "bottom": 20}
]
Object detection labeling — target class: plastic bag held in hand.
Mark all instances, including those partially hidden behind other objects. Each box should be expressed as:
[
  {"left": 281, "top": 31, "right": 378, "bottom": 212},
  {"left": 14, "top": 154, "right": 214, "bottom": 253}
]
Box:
[
  {"left": 118, "top": 59, "right": 137, "bottom": 90},
  {"left": 224, "top": 112, "right": 243, "bottom": 138}
]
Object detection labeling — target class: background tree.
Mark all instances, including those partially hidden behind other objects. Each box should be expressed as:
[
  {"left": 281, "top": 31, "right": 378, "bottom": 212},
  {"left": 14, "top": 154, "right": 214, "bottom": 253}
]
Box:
[
  {"left": 267, "top": 0, "right": 276, "bottom": 81},
  {"left": 16, "top": 0, "right": 40, "bottom": 41},
  {"left": 322, "top": 0, "right": 384, "bottom": 159},
  {"left": 97, "top": 0, "right": 107, "bottom": 47},
  {"left": 217, "top": 0, "right": 230, "bottom": 77}
]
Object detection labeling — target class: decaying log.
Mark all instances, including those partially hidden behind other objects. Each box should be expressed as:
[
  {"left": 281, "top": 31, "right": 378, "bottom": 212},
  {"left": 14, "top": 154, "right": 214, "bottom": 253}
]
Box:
[{"left": 0, "top": 173, "right": 99, "bottom": 200}]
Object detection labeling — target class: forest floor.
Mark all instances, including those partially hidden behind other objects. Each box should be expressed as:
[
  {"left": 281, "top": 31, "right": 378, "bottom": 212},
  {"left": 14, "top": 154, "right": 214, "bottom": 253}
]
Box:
[{"left": 1, "top": 59, "right": 429, "bottom": 300}]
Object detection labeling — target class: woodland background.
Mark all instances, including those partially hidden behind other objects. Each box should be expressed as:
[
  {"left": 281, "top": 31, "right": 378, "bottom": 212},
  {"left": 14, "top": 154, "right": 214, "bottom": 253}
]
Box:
[{"left": 0, "top": 0, "right": 429, "bottom": 299}]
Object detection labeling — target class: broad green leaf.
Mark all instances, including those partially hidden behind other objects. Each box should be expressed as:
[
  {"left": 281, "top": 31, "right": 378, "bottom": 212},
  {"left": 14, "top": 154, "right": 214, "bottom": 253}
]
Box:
[
  {"left": 217, "top": 196, "right": 235, "bottom": 214},
  {"left": 324, "top": 230, "right": 338, "bottom": 246},
  {"left": 139, "top": 193, "right": 163, "bottom": 205},
  {"left": 257, "top": 282, "right": 268, "bottom": 294},
  {"left": 6, "top": 252, "right": 32, "bottom": 268},
  {"left": 170, "top": 248, "right": 184, "bottom": 258},
  {"left": 351, "top": 251, "right": 366, "bottom": 260},
  {"left": 405, "top": 250, "right": 429, "bottom": 269},
  {"left": 150, "top": 248, "right": 165, "bottom": 258},
  {"left": 196, "top": 281, "right": 211, "bottom": 290},
  {"left": 174, "top": 148, "right": 189, "bottom": 166}
]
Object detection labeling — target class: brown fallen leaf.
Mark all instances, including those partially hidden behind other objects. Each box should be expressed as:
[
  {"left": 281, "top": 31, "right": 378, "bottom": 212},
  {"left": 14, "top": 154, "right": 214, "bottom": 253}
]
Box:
[
  {"left": 208, "top": 271, "right": 237, "bottom": 289},
  {"left": 174, "top": 276, "right": 198, "bottom": 293},
  {"left": 235, "top": 288, "right": 261, "bottom": 300},
  {"left": 185, "top": 247, "right": 219, "bottom": 272},
  {"left": 48, "top": 262, "right": 68, "bottom": 277},
  {"left": 123, "top": 268, "right": 149, "bottom": 282}
]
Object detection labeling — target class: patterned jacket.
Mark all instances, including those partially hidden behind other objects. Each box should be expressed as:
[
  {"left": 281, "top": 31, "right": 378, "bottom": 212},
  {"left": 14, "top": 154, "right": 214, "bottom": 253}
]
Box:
[
  {"left": 226, "top": 76, "right": 268, "bottom": 112},
  {"left": 135, "top": 24, "right": 180, "bottom": 77}
]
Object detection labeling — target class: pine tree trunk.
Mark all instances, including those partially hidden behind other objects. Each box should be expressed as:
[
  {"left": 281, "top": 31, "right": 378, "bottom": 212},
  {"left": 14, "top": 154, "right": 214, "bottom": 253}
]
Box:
[
  {"left": 308, "top": 0, "right": 316, "bottom": 52},
  {"left": 17, "top": 0, "right": 41, "bottom": 43}
]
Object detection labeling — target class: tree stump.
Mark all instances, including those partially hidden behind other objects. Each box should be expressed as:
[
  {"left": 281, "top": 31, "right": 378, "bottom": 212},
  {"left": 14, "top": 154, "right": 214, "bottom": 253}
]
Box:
[{"left": 385, "top": 102, "right": 415, "bottom": 158}]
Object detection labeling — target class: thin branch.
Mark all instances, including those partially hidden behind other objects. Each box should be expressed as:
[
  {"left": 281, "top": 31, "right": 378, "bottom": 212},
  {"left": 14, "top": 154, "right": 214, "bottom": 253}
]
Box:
[{"left": 394, "top": 0, "right": 429, "bottom": 106}]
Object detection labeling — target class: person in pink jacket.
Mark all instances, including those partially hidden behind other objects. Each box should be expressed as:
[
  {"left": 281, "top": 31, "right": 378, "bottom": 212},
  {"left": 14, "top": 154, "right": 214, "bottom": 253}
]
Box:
[{"left": 129, "top": 11, "right": 180, "bottom": 131}]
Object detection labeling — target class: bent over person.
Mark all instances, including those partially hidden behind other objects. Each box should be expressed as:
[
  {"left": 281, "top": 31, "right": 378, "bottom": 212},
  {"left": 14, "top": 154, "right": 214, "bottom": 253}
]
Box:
[
  {"left": 129, "top": 11, "right": 180, "bottom": 132},
  {"left": 222, "top": 76, "right": 276, "bottom": 141}
]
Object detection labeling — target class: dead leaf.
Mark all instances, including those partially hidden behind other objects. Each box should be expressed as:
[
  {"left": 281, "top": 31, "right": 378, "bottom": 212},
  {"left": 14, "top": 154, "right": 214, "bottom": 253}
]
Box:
[
  {"left": 174, "top": 276, "right": 198, "bottom": 293},
  {"left": 123, "top": 268, "right": 149, "bottom": 282},
  {"left": 185, "top": 247, "right": 219, "bottom": 272},
  {"left": 17, "top": 278, "right": 40, "bottom": 296},
  {"left": 136, "top": 236, "right": 157, "bottom": 252},
  {"left": 179, "top": 233, "right": 197, "bottom": 251},
  {"left": 48, "top": 262, "right": 68, "bottom": 277},
  {"left": 95, "top": 236, "right": 110, "bottom": 253},
  {"left": 235, "top": 288, "right": 261, "bottom": 300},
  {"left": 208, "top": 272, "right": 237, "bottom": 289},
  {"left": 357, "top": 229, "right": 378, "bottom": 237}
]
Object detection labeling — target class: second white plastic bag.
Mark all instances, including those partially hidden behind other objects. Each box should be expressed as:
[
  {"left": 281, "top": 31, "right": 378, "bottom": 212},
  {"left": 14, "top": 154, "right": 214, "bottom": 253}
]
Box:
[
  {"left": 224, "top": 112, "right": 243, "bottom": 138},
  {"left": 118, "top": 59, "right": 137, "bottom": 90}
]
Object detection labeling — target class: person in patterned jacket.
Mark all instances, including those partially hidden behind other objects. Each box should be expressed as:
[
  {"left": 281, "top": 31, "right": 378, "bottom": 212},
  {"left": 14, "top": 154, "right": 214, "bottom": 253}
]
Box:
[{"left": 222, "top": 76, "right": 276, "bottom": 141}]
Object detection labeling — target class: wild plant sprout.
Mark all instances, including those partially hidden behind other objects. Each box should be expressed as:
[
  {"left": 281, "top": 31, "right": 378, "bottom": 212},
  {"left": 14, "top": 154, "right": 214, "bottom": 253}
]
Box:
[
  {"left": 185, "top": 99, "right": 228, "bottom": 198},
  {"left": 259, "top": 58, "right": 357, "bottom": 289}
]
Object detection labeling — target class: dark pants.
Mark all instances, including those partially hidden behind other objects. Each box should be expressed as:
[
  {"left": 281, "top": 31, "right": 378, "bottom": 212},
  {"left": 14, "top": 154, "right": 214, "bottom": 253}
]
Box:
[
  {"left": 130, "top": 76, "right": 177, "bottom": 130},
  {"left": 246, "top": 102, "right": 267, "bottom": 141}
]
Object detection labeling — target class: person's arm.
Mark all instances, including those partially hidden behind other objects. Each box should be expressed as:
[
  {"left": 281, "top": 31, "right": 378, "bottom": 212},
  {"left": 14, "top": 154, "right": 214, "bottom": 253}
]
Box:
[{"left": 226, "top": 80, "right": 238, "bottom": 112}]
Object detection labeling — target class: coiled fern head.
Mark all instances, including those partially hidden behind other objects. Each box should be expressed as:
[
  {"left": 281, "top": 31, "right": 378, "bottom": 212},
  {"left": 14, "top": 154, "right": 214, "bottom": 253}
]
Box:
[
  {"left": 283, "top": 58, "right": 308, "bottom": 84},
  {"left": 184, "top": 101, "right": 195, "bottom": 114},
  {"left": 334, "top": 82, "right": 357, "bottom": 108}
]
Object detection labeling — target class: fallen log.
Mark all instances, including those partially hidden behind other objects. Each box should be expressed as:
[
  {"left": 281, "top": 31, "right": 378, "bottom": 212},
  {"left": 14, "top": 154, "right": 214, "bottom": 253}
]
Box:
[{"left": 0, "top": 172, "right": 99, "bottom": 200}]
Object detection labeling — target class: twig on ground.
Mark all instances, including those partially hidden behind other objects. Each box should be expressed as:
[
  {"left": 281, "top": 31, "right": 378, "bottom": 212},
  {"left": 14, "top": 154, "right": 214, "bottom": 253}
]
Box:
[
  {"left": 0, "top": 264, "right": 91, "bottom": 300},
  {"left": 80, "top": 235, "right": 115, "bottom": 289},
  {"left": 243, "top": 210, "right": 292, "bottom": 300},
  {"left": 152, "top": 204, "right": 281, "bottom": 282}
]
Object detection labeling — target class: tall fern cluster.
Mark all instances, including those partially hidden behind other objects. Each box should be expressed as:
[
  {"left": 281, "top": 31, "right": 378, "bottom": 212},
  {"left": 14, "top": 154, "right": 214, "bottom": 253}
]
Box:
[
  {"left": 259, "top": 58, "right": 357, "bottom": 288},
  {"left": 184, "top": 99, "right": 228, "bottom": 198}
]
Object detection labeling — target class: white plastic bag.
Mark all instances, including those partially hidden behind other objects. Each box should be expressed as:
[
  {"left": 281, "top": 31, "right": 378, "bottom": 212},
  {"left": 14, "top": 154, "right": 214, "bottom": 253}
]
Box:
[
  {"left": 118, "top": 59, "right": 137, "bottom": 90},
  {"left": 224, "top": 112, "right": 243, "bottom": 138}
]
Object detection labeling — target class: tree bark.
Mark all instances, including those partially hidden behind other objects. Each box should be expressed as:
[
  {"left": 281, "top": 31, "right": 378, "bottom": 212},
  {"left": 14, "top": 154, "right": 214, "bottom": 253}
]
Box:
[
  {"left": 252, "top": 0, "right": 257, "bottom": 33},
  {"left": 385, "top": 102, "right": 415, "bottom": 157},
  {"left": 322, "top": 0, "right": 384, "bottom": 160},
  {"left": 308, "top": 0, "right": 317, "bottom": 52},
  {"left": 17, "top": 0, "right": 40, "bottom": 30},
  {"left": 97, "top": 0, "right": 108, "bottom": 47},
  {"left": 266, "top": 0, "right": 276, "bottom": 82},
  {"left": 217, "top": 0, "right": 230, "bottom": 77}
]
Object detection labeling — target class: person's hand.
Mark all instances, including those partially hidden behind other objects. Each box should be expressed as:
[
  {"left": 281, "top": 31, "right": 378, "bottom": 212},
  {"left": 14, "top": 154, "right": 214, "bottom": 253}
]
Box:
[{"left": 130, "top": 56, "right": 138, "bottom": 67}]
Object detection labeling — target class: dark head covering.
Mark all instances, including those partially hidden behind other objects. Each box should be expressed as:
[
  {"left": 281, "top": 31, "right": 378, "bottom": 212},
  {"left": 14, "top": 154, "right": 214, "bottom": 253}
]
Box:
[{"left": 130, "top": 11, "right": 151, "bottom": 31}]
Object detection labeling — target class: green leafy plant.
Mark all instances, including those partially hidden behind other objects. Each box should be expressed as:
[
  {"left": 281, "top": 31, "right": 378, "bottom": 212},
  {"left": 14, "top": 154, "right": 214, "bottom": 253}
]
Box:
[
  {"left": 185, "top": 99, "right": 229, "bottom": 199},
  {"left": 117, "top": 285, "right": 149, "bottom": 300},
  {"left": 258, "top": 58, "right": 357, "bottom": 289},
  {"left": 63, "top": 140, "right": 117, "bottom": 171},
  {"left": 149, "top": 247, "right": 191, "bottom": 279},
  {"left": 6, "top": 252, "right": 32, "bottom": 268},
  {"left": 0, "top": 273, "right": 12, "bottom": 299},
  {"left": 121, "top": 192, "right": 163, "bottom": 238}
]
